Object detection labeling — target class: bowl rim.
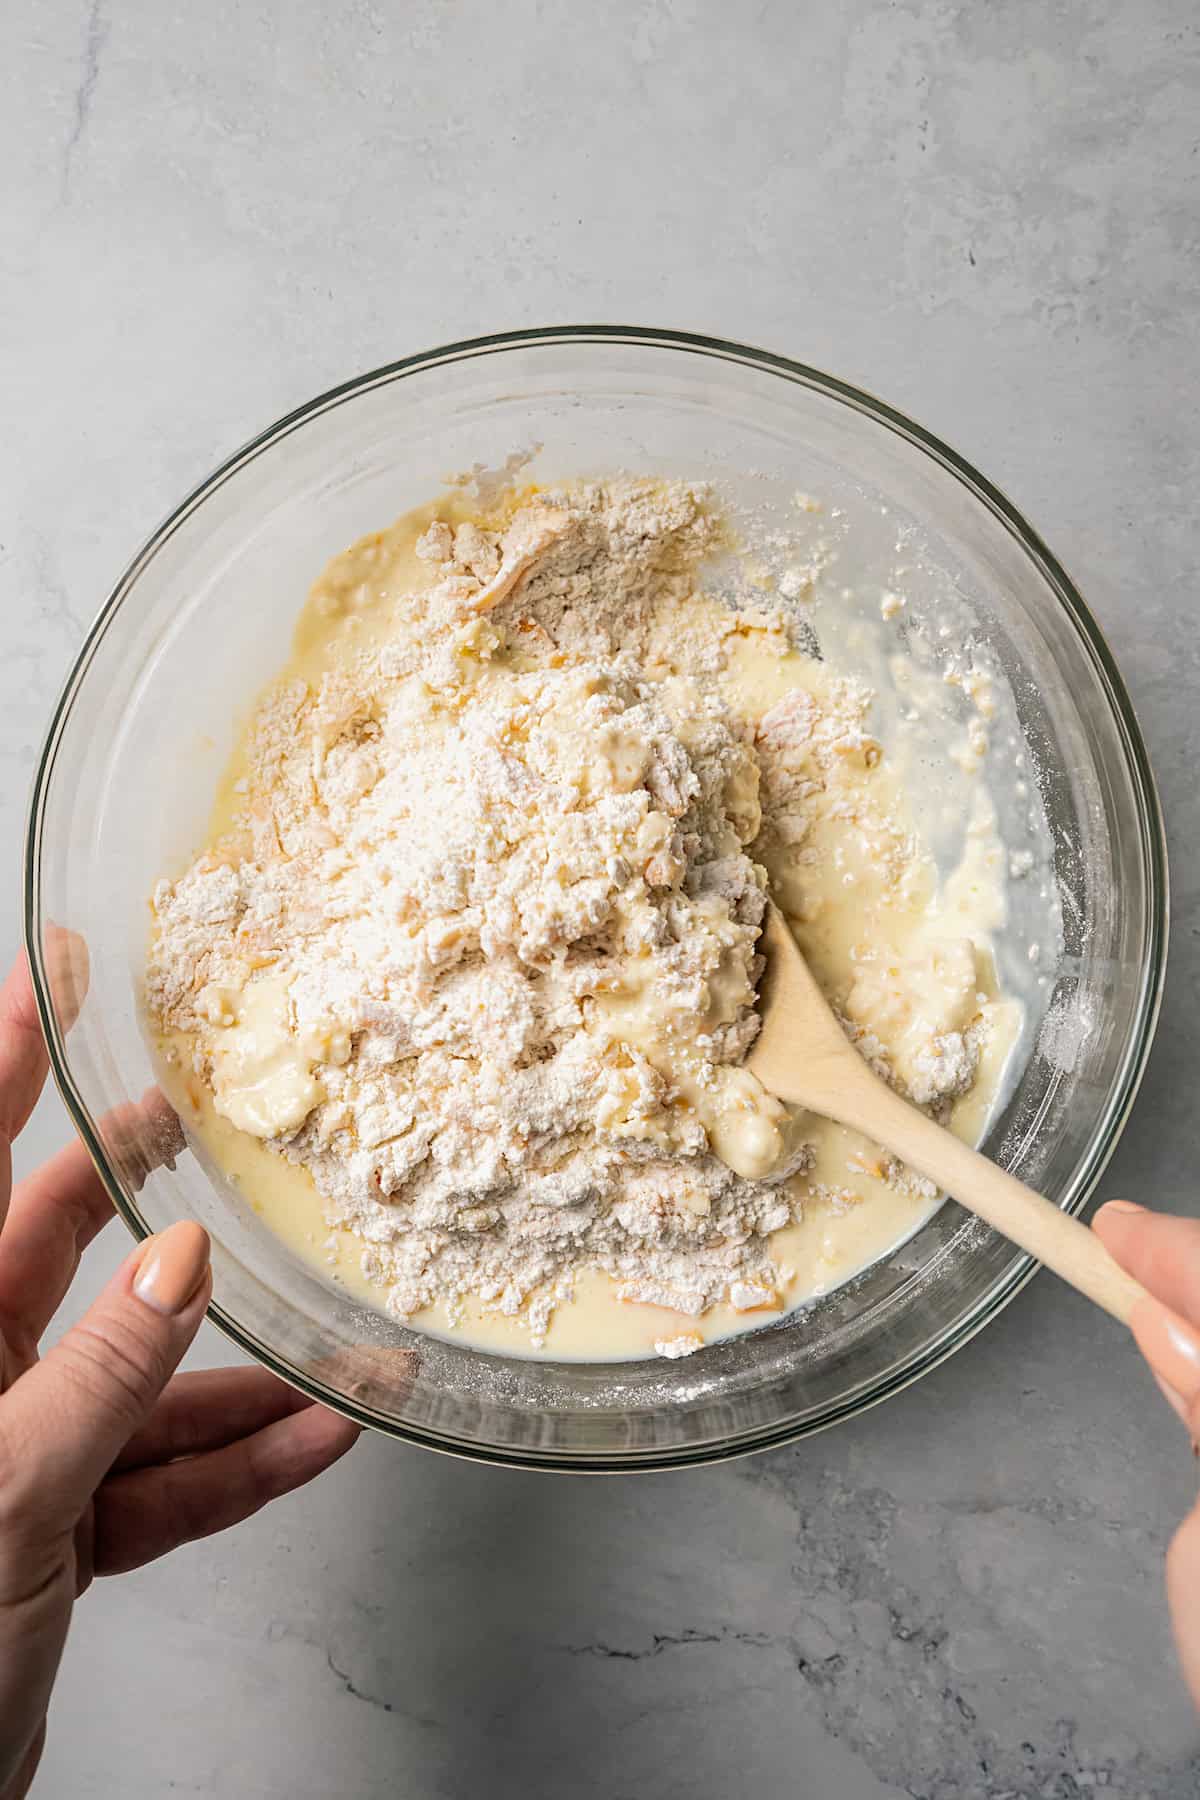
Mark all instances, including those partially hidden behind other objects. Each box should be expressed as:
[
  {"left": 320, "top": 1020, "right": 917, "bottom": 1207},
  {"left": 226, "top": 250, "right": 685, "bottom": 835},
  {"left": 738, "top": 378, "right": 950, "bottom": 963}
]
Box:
[{"left": 24, "top": 324, "right": 1170, "bottom": 1470}]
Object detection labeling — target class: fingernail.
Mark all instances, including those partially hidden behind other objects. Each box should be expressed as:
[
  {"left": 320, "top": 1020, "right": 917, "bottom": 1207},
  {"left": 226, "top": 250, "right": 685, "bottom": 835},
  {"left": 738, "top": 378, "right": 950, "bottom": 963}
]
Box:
[
  {"left": 133, "top": 1221, "right": 211, "bottom": 1316},
  {"left": 1154, "top": 1371, "right": 1192, "bottom": 1426},
  {"left": 1099, "top": 1199, "right": 1144, "bottom": 1217},
  {"left": 1131, "top": 1298, "right": 1200, "bottom": 1403}
]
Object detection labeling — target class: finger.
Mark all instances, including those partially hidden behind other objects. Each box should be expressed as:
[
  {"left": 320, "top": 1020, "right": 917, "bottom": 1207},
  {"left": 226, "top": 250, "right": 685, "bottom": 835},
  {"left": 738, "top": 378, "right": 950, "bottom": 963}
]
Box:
[
  {"left": 1153, "top": 1371, "right": 1191, "bottom": 1427},
  {"left": 1093, "top": 1202, "right": 1200, "bottom": 1324},
  {"left": 0, "top": 957, "right": 50, "bottom": 1220},
  {"left": 304, "top": 1343, "right": 421, "bottom": 1408},
  {"left": 0, "top": 1089, "right": 184, "bottom": 1353},
  {"left": 1092, "top": 1203, "right": 1200, "bottom": 1409},
  {"left": 93, "top": 1403, "right": 361, "bottom": 1576},
  {"left": 1, "top": 1716, "right": 46, "bottom": 1800},
  {"left": 0, "top": 1222, "right": 211, "bottom": 1538},
  {"left": 0, "top": 931, "right": 89, "bottom": 1156},
  {"left": 0, "top": 1141, "right": 114, "bottom": 1364},
  {"left": 0, "top": 955, "right": 47, "bottom": 1136},
  {"left": 112, "top": 1366, "right": 314, "bottom": 1472},
  {"left": 1167, "top": 1500, "right": 1200, "bottom": 1710},
  {"left": 36, "top": 925, "right": 90, "bottom": 1038}
]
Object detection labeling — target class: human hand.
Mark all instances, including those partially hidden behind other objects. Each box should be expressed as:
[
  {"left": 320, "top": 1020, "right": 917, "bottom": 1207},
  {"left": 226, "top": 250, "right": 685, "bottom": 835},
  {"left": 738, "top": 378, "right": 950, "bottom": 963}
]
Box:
[
  {"left": 1094, "top": 1200, "right": 1200, "bottom": 1708},
  {"left": 0, "top": 948, "right": 360, "bottom": 1797}
]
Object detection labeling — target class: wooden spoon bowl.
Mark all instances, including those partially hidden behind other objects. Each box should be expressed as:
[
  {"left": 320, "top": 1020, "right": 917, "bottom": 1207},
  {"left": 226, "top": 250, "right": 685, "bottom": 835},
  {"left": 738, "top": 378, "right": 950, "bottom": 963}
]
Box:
[{"left": 746, "top": 903, "right": 1146, "bottom": 1324}]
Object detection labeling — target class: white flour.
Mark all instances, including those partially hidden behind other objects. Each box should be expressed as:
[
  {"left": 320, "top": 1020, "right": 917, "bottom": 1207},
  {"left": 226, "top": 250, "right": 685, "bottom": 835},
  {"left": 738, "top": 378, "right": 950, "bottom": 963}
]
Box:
[{"left": 148, "top": 479, "right": 992, "bottom": 1350}]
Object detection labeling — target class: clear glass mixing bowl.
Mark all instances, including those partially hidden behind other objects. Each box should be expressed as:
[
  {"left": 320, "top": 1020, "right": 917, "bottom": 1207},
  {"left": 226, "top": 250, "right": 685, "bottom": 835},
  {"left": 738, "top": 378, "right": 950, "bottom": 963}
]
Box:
[{"left": 25, "top": 328, "right": 1167, "bottom": 1470}]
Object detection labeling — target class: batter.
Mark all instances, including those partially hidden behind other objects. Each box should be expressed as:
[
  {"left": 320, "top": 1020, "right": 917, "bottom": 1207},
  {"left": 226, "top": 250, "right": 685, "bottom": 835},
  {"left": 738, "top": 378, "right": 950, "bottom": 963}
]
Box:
[{"left": 147, "top": 478, "right": 1021, "bottom": 1360}]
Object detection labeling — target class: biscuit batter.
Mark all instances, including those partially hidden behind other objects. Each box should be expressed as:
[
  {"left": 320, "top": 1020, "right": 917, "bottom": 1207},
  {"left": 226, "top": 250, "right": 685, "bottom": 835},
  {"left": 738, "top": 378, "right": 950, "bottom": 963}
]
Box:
[{"left": 147, "top": 479, "right": 1021, "bottom": 1360}]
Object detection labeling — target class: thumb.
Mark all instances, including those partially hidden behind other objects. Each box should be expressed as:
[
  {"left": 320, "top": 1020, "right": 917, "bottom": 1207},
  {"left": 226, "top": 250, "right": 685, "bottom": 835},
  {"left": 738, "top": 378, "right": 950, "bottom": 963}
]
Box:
[
  {"left": 1, "top": 1222, "right": 211, "bottom": 1535},
  {"left": 1167, "top": 1499, "right": 1200, "bottom": 1709}
]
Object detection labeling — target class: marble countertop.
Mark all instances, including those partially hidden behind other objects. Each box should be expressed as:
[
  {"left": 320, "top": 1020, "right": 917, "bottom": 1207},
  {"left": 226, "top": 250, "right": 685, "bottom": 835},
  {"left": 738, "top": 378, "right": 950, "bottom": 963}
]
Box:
[{"left": 4, "top": 1, "right": 1199, "bottom": 1793}]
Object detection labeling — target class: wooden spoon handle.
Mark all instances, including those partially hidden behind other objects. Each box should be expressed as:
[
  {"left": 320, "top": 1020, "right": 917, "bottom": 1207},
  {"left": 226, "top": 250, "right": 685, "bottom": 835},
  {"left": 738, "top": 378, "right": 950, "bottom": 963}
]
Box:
[{"left": 831, "top": 1071, "right": 1148, "bottom": 1325}]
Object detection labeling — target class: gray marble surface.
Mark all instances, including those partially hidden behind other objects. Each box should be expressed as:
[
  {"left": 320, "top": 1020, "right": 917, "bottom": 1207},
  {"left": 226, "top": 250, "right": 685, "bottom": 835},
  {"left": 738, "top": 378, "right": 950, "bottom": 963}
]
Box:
[{"left": 4, "top": 0, "right": 1199, "bottom": 1793}]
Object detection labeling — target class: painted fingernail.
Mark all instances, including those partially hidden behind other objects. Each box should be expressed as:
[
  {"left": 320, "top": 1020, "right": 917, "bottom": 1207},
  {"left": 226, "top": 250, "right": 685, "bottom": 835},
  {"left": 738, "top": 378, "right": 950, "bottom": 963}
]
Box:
[
  {"left": 1131, "top": 1298, "right": 1200, "bottom": 1403},
  {"left": 1099, "top": 1199, "right": 1144, "bottom": 1217},
  {"left": 1154, "top": 1372, "right": 1192, "bottom": 1427},
  {"left": 133, "top": 1221, "right": 211, "bottom": 1316}
]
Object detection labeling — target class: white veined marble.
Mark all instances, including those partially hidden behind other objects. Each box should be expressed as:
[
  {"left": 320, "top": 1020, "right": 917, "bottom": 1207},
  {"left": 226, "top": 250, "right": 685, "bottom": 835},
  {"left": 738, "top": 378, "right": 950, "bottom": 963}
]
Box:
[{"left": 4, "top": 0, "right": 1198, "bottom": 1792}]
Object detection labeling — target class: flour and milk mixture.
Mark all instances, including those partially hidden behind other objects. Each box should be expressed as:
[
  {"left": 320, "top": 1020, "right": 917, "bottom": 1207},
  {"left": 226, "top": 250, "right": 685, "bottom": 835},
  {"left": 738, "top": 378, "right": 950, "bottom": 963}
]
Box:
[{"left": 146, "top": 476, "right": 1033, "bottom": 1361}]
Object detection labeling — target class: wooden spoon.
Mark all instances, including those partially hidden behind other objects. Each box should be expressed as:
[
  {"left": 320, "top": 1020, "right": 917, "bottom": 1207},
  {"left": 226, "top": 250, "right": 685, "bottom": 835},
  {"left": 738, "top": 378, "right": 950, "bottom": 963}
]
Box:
[{"left": 745, "top": 903, "right": 1146, "bottom": 1323}]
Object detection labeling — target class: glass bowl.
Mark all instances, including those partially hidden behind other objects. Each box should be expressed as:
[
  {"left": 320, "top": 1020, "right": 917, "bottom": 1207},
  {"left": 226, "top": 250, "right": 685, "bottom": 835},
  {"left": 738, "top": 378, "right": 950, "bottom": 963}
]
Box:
[{"left": 25, "top": 328, "right": 1167, "bottom": 1470}]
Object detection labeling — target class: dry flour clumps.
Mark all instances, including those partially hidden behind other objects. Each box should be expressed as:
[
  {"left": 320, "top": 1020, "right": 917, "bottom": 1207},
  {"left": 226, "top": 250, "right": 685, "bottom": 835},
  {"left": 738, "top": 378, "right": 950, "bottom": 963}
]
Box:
[{"left": 149, "top": 482, "right": 813, "bottom": 1344}]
